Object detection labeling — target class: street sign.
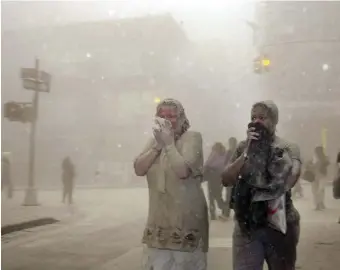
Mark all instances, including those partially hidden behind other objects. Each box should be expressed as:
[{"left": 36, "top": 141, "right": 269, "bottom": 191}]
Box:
[
  {"left": 21, "top": 68, "right": 51, "bottom": 92},
  {"left": 22, "top": 79, "right": 50, "bottom": 92},
  {"left": 3, "top": 101, "right": 35, "bottom": 123}
]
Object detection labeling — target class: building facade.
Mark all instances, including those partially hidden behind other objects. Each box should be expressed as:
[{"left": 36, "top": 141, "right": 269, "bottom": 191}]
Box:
[
  {"left": 253, "top": 1, "right": 340, "bottom": 158},
  {"left": 1, "top": 14, "right": 190, "bottom": 187}
]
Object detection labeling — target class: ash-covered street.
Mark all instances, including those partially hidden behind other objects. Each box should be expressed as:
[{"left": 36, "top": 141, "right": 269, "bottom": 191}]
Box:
[{"left": 2, "top": 185, "right": 340, "bottom": 270}]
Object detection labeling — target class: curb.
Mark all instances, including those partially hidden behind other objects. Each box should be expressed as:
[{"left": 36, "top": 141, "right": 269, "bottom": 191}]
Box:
[{"left": 1, "top": 217, "right": 59, "bottom": 235}]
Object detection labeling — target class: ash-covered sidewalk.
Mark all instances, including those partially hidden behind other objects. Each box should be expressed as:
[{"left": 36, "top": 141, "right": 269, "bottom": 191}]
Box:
[{"left": 1, "top": 187, "right": 149, "bottom": 233}]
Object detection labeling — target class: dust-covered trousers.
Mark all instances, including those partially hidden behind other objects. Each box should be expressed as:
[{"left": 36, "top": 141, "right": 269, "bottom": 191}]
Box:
[
  {"left": 232, "top": 220, "right": 299, "bottom": 270},
  {"left": 142, "top": 246, "right": 207, "bottom": 270}
]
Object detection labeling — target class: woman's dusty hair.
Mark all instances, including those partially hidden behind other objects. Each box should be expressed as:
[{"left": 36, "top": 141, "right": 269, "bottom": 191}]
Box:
[{"left": 155, "top": 98, "right": 190, "bottom": 135}]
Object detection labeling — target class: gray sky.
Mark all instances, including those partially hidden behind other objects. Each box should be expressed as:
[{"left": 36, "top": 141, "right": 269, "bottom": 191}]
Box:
[{"left": 1, "top": 0, "right": 254, "bottom": 40}]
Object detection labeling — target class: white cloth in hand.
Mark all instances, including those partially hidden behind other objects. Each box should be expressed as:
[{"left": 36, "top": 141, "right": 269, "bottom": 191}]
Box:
[{"left": 153, "top": 117, "right": 174, "bottom": 146}]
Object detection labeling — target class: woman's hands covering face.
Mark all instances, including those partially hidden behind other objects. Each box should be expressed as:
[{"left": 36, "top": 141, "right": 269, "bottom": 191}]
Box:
[{"left": 153, "top": 117, "right": 174, "bottom": 147}]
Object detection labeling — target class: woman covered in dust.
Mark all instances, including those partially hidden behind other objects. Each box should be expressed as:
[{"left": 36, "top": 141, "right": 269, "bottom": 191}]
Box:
[
  {"left": 222, "top": 100, "right": 302, "bottom": 270},
  {"left": 134, "top": 98, "right": 209, "bottom": 270}
]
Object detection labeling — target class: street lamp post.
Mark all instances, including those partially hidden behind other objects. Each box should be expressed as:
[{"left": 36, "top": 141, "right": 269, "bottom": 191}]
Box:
[
  {"left": 23, "top": 59, "right": 40, "bottom": 205},
  {"left": 21, "top": 58, "right": 51, "bottom": 206}
]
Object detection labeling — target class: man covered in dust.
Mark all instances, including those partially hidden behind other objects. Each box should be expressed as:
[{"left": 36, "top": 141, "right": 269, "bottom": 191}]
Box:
[
  {"left": 134, "top": 98, "right": 209, "bottom": 270},
  {"left": 222, "top": 100, "right": 301, "bottom": 270}
]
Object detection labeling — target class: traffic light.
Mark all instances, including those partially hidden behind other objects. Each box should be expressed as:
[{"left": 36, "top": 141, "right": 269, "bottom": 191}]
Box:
[
  {"left": 253, "top": 55, "right": 270, "bottom": 74},
  {"left": 3, "top": 102, "right": 34, "bottom": 123},
  {"left": 154, "top": 97, "right": 161, "bottom": 104}
]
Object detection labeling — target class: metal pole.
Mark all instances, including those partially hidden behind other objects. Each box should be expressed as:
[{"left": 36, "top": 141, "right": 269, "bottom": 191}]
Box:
[{"left": 23, "top": 58, "right": 39, "bottom": 206}]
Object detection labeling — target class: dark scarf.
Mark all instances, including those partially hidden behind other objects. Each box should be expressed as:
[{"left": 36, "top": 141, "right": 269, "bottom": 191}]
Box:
[{"left": 234, "top": 122, "right": 288, "bottom": 234}]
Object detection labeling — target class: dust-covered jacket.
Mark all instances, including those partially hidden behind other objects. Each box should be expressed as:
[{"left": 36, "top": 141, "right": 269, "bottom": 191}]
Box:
[{"left": 140, "top": 131, "right": 209, "bottom": 252}]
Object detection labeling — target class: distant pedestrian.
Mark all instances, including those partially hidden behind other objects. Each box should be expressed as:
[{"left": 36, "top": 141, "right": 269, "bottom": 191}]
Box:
[
  {"left": 204, "top": 142, "right": 227, "bottom": 220},
  {"left": 333, "top": 151, "right": 340, "bottom": 223},
  {"left": 1, "top": 153, "right": 13, "bottom": 199},
  {"left": 311, "top": 146, "right": 330, "bottom": 210},
  {"left": 222, "top": 137, "right": 238, "bottom": 219},
  {"left": 62, "top": 156, "right": 75, "bottom": 204}
]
